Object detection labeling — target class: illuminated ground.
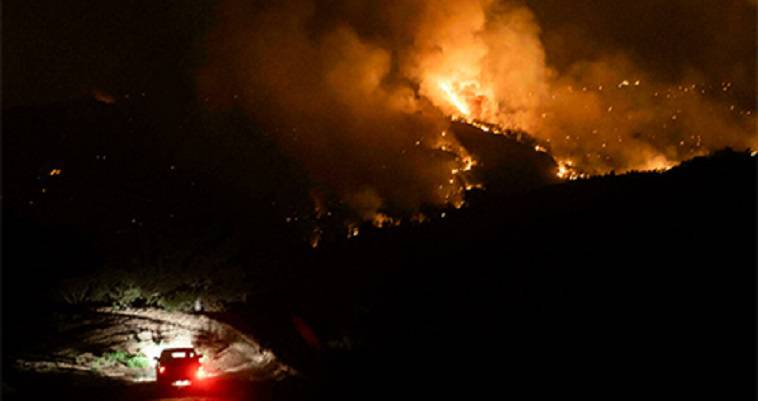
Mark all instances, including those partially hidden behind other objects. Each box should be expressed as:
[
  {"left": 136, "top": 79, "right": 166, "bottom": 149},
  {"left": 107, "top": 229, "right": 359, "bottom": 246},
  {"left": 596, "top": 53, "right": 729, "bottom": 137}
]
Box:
[
  {"left": 5, "top": 307, "right": 295, "bottom": 400},
  {"left": 11, "top": 307, "right": 289, "bottom": 385}
]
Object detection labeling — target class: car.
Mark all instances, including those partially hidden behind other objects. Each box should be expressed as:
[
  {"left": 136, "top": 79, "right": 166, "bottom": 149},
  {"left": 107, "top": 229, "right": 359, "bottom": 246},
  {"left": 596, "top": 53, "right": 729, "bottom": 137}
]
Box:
[{"left": 154, "top": 347, "right": 207, "bottom": 387}]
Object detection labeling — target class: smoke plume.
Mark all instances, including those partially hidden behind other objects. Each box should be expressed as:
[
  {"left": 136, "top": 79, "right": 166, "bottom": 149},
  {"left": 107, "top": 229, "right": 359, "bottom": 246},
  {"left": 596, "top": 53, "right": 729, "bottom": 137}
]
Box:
[{"left": 198, "top": 0, "right": 756, "bottom": 217}]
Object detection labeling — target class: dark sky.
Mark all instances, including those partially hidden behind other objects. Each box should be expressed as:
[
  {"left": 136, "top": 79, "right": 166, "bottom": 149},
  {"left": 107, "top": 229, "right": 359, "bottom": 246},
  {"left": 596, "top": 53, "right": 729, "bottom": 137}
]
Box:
[
  {"left": 2, "top": 0, "right": 214, "bottom": 107},
  {"left": 3, "top": 0, "right": 755, "bottom": 107},
  {"left": 527, "top": 0, "right": 756, "bottom": 103}
]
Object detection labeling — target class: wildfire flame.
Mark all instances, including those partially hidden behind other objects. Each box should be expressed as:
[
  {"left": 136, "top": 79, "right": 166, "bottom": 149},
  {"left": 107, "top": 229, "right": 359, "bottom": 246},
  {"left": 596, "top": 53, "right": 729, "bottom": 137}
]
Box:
[
  {"left": 199, "top": 0, "right": 757, "bottom": 224},
  {"left": 438, "top": 81, "right": 471, "bottom": 116}
]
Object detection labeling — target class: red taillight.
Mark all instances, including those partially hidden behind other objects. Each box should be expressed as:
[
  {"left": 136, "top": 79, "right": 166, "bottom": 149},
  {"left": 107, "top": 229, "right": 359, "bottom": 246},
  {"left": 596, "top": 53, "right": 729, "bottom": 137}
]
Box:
[
  {"left": 159, "top": 366, "right": 166, "bottom": 374},
  {"left": 196, "top": 366, "right": 206, "bottom": 380}
]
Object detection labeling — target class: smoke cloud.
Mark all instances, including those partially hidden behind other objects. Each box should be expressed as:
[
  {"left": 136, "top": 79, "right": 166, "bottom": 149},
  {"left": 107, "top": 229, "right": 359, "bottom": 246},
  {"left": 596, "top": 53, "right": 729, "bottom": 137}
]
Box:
[{"left": 198, "top": 0, "right": 756, "bottom": 217}]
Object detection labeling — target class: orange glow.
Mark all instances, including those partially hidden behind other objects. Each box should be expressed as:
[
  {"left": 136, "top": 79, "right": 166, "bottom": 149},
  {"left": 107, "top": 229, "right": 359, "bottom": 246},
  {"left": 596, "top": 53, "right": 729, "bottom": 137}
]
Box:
[
  {"left": 638, "top": 155, "right": 674, "bottom": 172},
  {"left": 556, "top": 164, "right": 569, "bottom": 179},
  {"left": 555, "top": 160, "right": 587, "bottom": 181},
  {"left": 438, "top": 81, "right": 471, "bottom": 116},
  {"left": 412, "top": 3, "right": 756, "bottom": 177},
  {"left": 198, "top": 0, "right": 757, "bottom": 223}
]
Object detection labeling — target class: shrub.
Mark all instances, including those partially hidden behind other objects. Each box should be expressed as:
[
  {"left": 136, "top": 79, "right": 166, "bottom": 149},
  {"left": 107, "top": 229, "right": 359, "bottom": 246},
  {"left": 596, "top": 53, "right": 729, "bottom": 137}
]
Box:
[
  {"left": 156, "top": 289, "right": 198, "bottom": 312},
  {"left": 91, "top": 351, "right": 150, "bottom": 370},
  {"left": 126, "top": 354, "right": 150, "bottom": 369}
]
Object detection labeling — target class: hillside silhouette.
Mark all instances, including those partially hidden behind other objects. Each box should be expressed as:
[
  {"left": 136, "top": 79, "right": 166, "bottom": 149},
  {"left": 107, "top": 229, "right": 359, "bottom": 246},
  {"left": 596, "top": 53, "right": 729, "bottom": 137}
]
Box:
[{"left": 3, "top": 98, "right": 756, "bottom": 400}]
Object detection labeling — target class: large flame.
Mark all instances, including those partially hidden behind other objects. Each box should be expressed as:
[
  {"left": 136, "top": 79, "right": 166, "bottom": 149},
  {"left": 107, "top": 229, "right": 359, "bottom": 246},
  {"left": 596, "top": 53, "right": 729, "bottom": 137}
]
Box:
[{"left": 438, "top": 81, "right": 471, "bottom": 116}]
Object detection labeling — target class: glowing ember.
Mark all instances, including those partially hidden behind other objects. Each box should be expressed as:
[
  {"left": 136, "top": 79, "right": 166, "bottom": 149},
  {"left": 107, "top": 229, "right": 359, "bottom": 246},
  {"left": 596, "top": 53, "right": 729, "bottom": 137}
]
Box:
[
  {"left": 556, "top": 164, "right": 570, "bottom": 179},
  {"left": 372, "top": 213, "right": 400, "bottom": 228},
  {"left": 555, "top": 160, "right": 587, "bottom": 181},
  {"left": 347, "top": 224, "right": 360, "bottom": 239}
]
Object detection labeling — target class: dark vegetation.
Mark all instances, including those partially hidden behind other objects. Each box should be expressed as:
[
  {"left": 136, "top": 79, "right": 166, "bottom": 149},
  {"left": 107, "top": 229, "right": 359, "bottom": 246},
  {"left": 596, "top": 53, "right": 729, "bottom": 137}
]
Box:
[{"left": 3, "top": 98, "right": 756, "bottom": 400}]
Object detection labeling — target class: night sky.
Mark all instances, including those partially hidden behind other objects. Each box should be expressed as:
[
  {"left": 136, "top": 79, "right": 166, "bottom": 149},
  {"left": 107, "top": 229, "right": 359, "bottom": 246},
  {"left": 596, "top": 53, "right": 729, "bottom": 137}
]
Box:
[
  {"left": 4, "top": 0, "right": 755, "bottom": 107},
  {"left": 3, "top": 0, "right": 213, "bottom": 107}
]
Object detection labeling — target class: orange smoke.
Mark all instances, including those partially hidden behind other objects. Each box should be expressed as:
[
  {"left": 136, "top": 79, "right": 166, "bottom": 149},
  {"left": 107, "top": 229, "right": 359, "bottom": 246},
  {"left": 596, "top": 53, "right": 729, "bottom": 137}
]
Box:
[
  {"left": 198, "top": 0, "right": 757, "bottom": 219},
  {"left": 409, "top": 2, "right": 756, "bottom": 174}
]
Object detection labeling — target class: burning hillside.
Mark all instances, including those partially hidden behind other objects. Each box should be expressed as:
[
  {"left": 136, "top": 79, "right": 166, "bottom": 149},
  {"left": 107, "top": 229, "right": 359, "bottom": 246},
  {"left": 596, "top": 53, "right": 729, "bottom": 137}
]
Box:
[{"left": 198, "top": 0, "right": 756, "bottom": 221}]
